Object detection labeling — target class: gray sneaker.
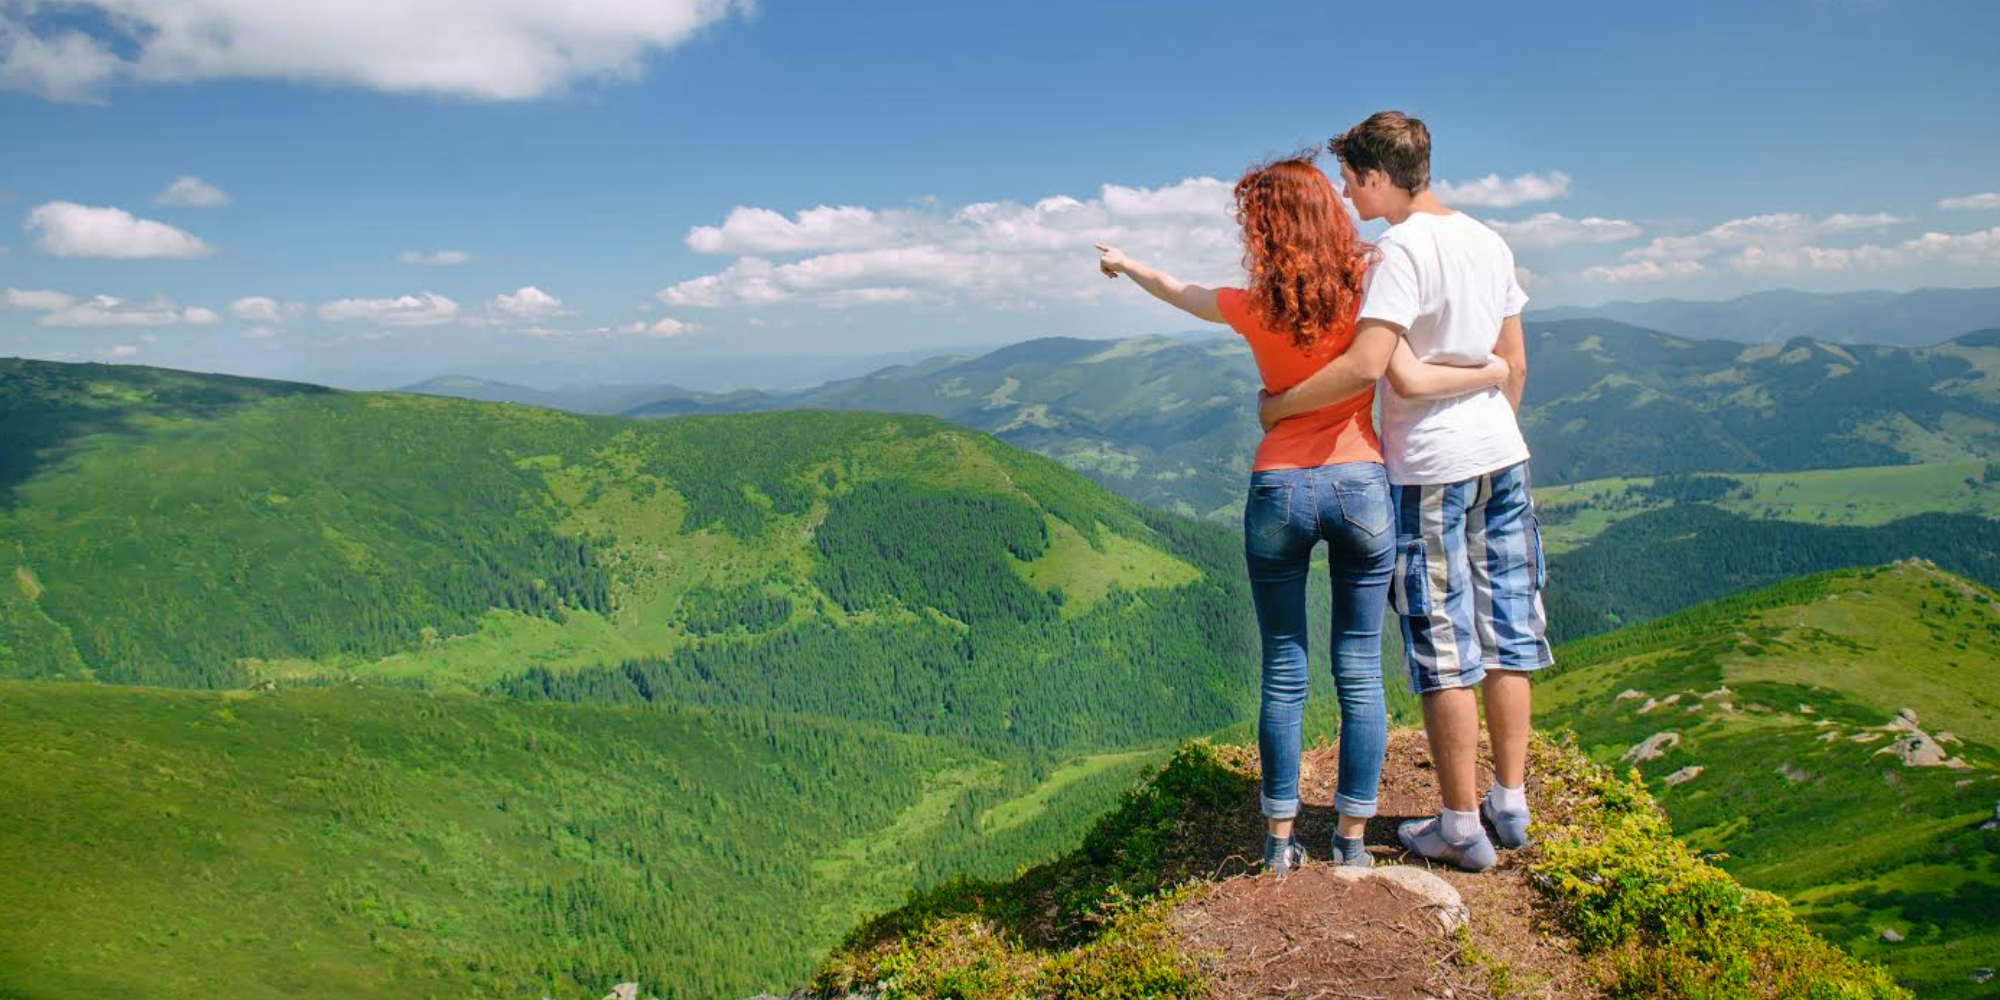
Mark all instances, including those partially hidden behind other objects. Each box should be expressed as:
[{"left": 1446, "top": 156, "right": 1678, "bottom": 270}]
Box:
[
  {"left": 1482, "top": 795, "right": 1532, "bottom": 850},
  {"left": 1397, "top": 816, "right": 1496, "bottom": 872},
  {"left": 1330, "top": 833, "right": 1374, "bottom": 868},
  {"left": 1263, "top": 834, "right": 1307, "bottom": 875}
]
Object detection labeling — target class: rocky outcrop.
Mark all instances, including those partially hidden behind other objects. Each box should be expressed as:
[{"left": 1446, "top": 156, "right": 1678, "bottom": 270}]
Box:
[{"left": 1623, "top": 731, "right": 1681, "bottom": 764}]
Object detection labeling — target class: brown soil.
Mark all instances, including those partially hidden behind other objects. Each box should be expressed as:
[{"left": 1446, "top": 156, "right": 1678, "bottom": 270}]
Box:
[{"left": 1173, "top": 731, "right": 1606, "bottom": 1000}]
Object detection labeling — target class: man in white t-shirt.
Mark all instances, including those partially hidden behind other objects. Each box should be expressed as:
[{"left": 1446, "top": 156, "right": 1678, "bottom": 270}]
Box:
[{"left": 1258, "top": 111, "right": 1553, "bottom": 872}]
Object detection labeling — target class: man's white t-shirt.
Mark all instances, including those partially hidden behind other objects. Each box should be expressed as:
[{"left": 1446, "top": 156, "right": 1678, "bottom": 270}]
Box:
[{"left": 1357, "top": 210, "right": 1531, "bottom": 486}]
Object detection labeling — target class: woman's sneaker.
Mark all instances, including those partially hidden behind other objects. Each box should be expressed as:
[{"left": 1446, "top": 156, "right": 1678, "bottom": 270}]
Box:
[
  {"left": 1396, "top": 816, "right": 1496, "bottom": 872},
  {"left": 1263, "top": 833, "right": 1307, "bottom": 875},
  {"left": 1330, "top": 833, "right": 1373, "bottom": 867}
]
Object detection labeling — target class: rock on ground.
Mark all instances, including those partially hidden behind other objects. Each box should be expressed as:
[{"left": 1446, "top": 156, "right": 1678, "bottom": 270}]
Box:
[
  {"left": 1623, "top": 732, "right": 1681, "bottom": 764},
  {"left": 1664, "top": 765, "right": 1705, "bottom": 786}
]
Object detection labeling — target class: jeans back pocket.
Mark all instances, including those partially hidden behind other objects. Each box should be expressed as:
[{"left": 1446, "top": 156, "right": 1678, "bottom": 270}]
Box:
[{"left": 1246, "top": 483, "right": 1293, "bottom": 541}]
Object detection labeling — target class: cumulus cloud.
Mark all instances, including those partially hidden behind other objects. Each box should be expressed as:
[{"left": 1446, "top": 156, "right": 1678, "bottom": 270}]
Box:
[
  {"left": 488, "top": 285, "right": 565, "bottom": 321},
  {"left": 3, "top": 287, "right": 223, "bottom": 325},
  {"left": 229, "top": 295, "right": 302, "bottom": 323},
  {"left": 688, "top": 206, "right": 896, "bottom": 254},
  {"left": 661, "top": 177, "right": 1240, "bottom": 310},
  {"left": 1622, "top": 212, "right": 1906, "bottom": 264},
  {"left": 319, "top": 292, "right": 460, "bottom": 327},
  {"left": 1731, "top": 226, "right": 2000, "bottom": 273},
  {"left": 241, "top": 326, "right": 278, "bottom": 339},
  {"left": 1486, "top": 212, "right": 1641, "bottom": 250},
  {"left": 26, "top": 201, "right": 215, "bottom": 259},
  {"left": 1940, "top": 192, "right": 2000, "bottom": 211},
  {"left": 1583, "top": 259, "right": 1706, "bottom": 283},
  {"left": 0, "top": 0, "right": 748, "bottom": 103},
  {"left": 100, "top": 344, "right": 139, "bottom": 358},
  {"left": 401, "top": 249, "right": 473, "bottom": 266},
  {"left": 1434, "top": 171, "right": 1571, "bottom": 208},
  {"left": 154, "top": 175, "right": 231, "bottom": 207}
]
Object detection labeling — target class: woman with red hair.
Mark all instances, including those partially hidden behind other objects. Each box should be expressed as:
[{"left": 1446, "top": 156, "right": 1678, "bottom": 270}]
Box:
[{"left": 1096, "top": 154, "right": 1506, "bottom": 873}]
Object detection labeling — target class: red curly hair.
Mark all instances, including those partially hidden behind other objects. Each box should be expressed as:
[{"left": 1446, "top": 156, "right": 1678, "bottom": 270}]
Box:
[{"left": 1233, "top": 155, "right": 1373, "bottom": 352}]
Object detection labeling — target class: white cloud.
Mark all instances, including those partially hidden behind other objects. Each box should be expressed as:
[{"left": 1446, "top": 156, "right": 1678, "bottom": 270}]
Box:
[
  {"left": 3, "top": 288, "right": 223, "bottom": 326},
  {"left": 319, "top": 292, "right": 460, "bottom": 327},
  {"left": 1514, "top": 266, "right": 1537, "bottom": 289},
  {"left": 0, "top": 0, "right": 748, "bottom": 103},
  {"left": 688, "top": 205, "right": 895, "bottom": 254},
  {"left": 228, "top": 295, "right": 302, "bottom": 323},
  {"left": 1940, "top": 192, "right": 2000, "bottom": 211},
  {"left": 3, "top": 287, "right": 76, "bottom": 311},
  {"left": 401, "top": 249, "right": 473, "bottom": 266},
  {"left": 154, "top": 175, "right": 231, "bottom": 207},
  {"left": 26, "top": 201, "right": 215, "bottom": 259},
  {"left": 0, "top": 21, "right": 123, "bottom": 103},
  {"left": 100, "top": 344, "right": 139, "bottom": 358},
  {"left": 1434, "top": 171, "right": 1571, "bottom": 208},
  {"left": 241, "top": 326, "right": 278, "bottom": 339},
  {"left": 661, "top": 177, "right": 1239, "bottom": 310},
  {"left": 1583, "top": 259, "right": 1706, "bottom": 283},
  {"left": 1731, "top": 225, "right": 2000, "bottom": 273},
  {"left": 1623, "top": 212, "right": 1906, "bottom": 264},
  {"left": 1486, "top": 212, "right": 1641, "bottom": 249},
  {"left": 488, "top": 285, "right": 565, "bottom": 321},
  {"left": 521, "top": 317, "right": 699, "bottom": 339}
]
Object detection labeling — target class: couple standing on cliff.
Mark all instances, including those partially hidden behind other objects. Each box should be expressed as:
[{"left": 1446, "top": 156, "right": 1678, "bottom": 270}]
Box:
[{"left": 1098, "top": 110, "right": 1551, "bottom": 873}]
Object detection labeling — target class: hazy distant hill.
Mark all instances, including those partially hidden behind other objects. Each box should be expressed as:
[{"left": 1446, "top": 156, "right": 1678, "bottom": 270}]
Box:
[
  {"left": 592, "top": 321, "right": 2000, "bottom": 519},
  {"left": 1530, "top": 286, "right": 2000, "bottom": 346},
  {"left": 1543, "top": 561, "right": 2000, "bottom": 998}
]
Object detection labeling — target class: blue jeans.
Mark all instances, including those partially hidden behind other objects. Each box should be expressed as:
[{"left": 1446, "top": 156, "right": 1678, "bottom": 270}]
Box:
[{"left": 1244, "top": 462, "right": 1395, "bottom": 821}]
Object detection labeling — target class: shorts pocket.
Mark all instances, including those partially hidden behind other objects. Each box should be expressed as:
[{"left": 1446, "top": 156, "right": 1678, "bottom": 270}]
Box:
[
  {"left": 1528, "top": 512, "right": 1547, "bottom": 591},
  {"left": 1246, "top": 484, "right": 1292, "bottom": 541},
  {"left": 1390, "top": 536, "right": 1432, "bottom": 616}
]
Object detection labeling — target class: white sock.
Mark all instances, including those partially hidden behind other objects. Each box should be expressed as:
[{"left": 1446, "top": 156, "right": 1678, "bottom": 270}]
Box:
[
  {"left": 1440, "top": 806, "right": 1482, "bottom": 844},
  {"left": 1488, "top": 781, "right": 1528, "bottom": 814}
]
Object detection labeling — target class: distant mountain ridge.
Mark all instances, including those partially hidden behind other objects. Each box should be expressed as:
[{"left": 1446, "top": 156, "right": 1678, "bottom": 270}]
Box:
[
  {"left": 599, "top": 321, "right": 2000, "bottom": 518},
  {"left": 1530, "top": 286, "right": 2000, "bottom": 346}
]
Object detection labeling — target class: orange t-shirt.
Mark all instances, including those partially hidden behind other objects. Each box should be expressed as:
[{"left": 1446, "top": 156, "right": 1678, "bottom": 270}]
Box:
[{"left": 1217, "top": 287, "right": 1383, "bottom": 472}]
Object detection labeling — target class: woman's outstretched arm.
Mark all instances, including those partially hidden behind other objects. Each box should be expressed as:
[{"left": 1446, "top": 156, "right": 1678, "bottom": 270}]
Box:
[
  {"left": 1095, "top": 243, "right": 1225, "bottom": 323},
  {"left": 1385, "top": 338, "right": 1510, "bottom": 400}
]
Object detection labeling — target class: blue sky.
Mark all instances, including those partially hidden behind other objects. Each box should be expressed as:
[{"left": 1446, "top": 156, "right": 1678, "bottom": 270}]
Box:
[{"left": 3, "top": 0, "right": 1998, "bottom": 389}]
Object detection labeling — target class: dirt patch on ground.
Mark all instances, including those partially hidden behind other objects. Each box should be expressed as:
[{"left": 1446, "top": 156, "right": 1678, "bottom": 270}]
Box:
[
  {"left": 1186, "top": 731, "right": 1606, "bottom": 1000},
  {"left": 1175, "top": 868, "right": 1481, "bottom": 1000}
]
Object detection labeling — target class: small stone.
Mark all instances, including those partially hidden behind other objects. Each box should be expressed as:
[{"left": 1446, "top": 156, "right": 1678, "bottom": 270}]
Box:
[
  {"left": 1973, "top": 967, "right": 1994, "bottom": 984},
  {"left": 604, "top": 985, "right": 639, "bottom": 1000},
  {"left": 1880, "top": 928, "right": 1903, "bottom": 943},
  {"left": 1897, "top": 707, "right": 1920, "bottom": 727},
  {"left": 1328, "top": 864, "right": 1469, "bottom": 935},
  {"left": 1616, "top": 689, "right": 1647, "bottom": 702},
  {"left": 1778, "top": 763, "right": 1812, "bottom": 783},
  {"left": 1798, "top": 703, "right": 1816, "bottom": 715}
]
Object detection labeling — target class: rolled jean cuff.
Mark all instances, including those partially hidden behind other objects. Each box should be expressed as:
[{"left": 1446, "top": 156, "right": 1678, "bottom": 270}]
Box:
[
  {"left": 1260, "top": 793, "right": 1300, "bottom": 820},
  {"left": 1334, "top": 793, "right": 1378, "bottom": 819}
]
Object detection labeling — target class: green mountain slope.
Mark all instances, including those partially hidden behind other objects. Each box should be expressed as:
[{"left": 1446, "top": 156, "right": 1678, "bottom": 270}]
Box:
[
  {"left": 1541, "top": 562, "right": 2000, "bottom": 999},
  {"left": 1543, "top": 504, "right": 2000, "bottom": 641},
  {"left": 0, "top": 358, "right": 1259, "bottom": 758},
  {"left": 0, "top": 681, "right": 1180, "bottom": 1000}
]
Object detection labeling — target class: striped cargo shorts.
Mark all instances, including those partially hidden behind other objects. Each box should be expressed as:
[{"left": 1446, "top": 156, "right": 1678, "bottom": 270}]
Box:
[{"left": 1389, "top": 460, "right": 1554, "bottom": 694}]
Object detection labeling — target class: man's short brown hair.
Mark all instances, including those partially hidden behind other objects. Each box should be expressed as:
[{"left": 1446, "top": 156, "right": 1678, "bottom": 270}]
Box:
[{"left": 1329, "top": 111, "right": 1431, "bottom": 194}]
